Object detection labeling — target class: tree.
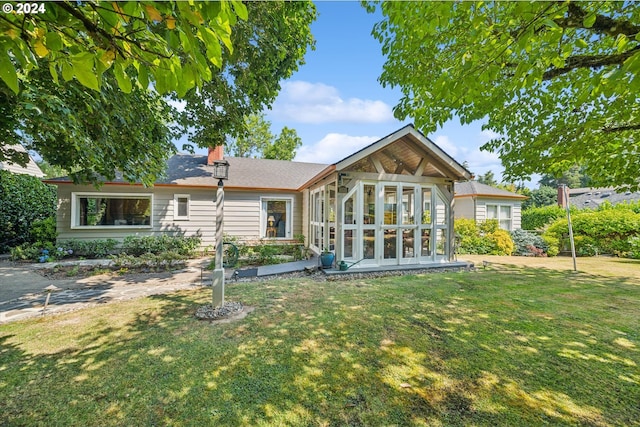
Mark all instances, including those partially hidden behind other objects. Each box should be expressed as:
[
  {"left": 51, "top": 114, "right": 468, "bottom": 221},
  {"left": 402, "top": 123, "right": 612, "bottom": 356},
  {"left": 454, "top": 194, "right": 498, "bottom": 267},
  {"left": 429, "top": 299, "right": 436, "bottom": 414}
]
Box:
[
  {"left": 36, "top": 160, "right": 67, "bottom": 179},
  {"left": 371, "top": 1, "right": 640, "bottom": 190},
  {"left": 1, "top": 1, "right": 315, "bottom": 185},
  {"left": 228, "top": 113, "right": 303, "bottom": 160},
  {"left": 522, "top": 186, "right": 558, "bottom": 210},
  {"left": 0, "top": 1, "right": 247, "bottom": 95},
  {"left": 538, "top": 165, "right": 592, "bottom": 189},
  {"left": 179, "top": 1, "right": 316, "bottom": 149},
  {"left": 265, "top": 127, "right": 303, "bottom": 161},
  {"left": 3, "top": 69, "right": 177, "bottom": 186},
  {"left": 476, "top": 170, "right": 497, "bottom": 186}
]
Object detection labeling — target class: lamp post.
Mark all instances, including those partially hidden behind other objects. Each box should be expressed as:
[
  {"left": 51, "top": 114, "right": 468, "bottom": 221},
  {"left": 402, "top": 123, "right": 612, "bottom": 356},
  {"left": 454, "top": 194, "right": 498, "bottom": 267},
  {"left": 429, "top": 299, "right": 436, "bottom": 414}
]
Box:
[{"left": 212, "top": 159, "right": 229, "bottom": 308}]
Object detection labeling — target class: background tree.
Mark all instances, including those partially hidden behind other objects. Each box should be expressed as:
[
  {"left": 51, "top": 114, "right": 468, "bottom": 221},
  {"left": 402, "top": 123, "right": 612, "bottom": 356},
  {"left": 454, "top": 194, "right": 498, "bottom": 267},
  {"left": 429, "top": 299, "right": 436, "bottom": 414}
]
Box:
[
  {"left": 228, "top": 113, "right": 303, "bottom": 160},
  {"left": 522, "top": 186, "right": 559, "bottom": 210},
  {"left": 371, "top": 1, "right": 640, "bottom": 190},
  {"left": 538, "top": 165, "right": 592, "bottom": 189},
  {"left": 476, "top": 170, "right": 498, "bottom": 186},
  {"left": 264, "top": 127, "right": 303, "bottom": 161}
]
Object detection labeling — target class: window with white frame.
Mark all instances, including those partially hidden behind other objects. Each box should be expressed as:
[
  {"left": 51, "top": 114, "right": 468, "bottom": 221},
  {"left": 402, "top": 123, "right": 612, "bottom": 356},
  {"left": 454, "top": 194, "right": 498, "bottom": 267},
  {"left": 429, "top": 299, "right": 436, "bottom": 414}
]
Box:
[
  {"left": 262, "top": 198, "right": 292, "bottom": 238},
  {"left": 72, "top": 193, "right": 152, "bottom": 228},
  {"left": 174, "top": 194, "right": 190, "bottom": 220},
  {"left": 486, "top": 204, "right": 512, "bottom": 230}
]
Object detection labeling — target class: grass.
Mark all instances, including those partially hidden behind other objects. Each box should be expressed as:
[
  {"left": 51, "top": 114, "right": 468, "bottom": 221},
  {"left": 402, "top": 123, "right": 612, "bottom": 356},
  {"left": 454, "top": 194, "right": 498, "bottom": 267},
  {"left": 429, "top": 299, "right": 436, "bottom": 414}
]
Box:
[{"left": 1, "top": 256, "right": 639, "bottom": 426}]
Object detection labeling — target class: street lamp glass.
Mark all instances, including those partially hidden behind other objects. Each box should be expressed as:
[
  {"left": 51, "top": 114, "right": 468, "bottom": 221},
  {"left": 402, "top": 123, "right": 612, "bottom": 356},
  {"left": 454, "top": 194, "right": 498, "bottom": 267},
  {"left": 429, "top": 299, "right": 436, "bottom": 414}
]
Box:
[{"left": 212, "top": 160, "right": 230, "bottom": 180}]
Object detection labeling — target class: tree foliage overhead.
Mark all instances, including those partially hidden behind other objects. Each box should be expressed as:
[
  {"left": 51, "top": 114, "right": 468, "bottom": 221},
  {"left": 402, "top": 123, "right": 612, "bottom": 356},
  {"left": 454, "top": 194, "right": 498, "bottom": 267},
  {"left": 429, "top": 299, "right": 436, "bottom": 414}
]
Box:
[
  {"left": 0, "top": 1, "right": 247, "bottom": 95},
  {"left": 371, "top": 1, "right": 640, "bottom": 190},
  {"left": 179, "top": 1, "right": 316, "bottom": 149}
]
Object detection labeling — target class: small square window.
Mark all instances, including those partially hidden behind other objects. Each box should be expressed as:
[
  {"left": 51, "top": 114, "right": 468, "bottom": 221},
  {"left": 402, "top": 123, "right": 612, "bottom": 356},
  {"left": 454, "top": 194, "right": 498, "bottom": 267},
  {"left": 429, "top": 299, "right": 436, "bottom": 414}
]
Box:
[{"left": 174, "top": 195, "right": 190, "bottom": 220}]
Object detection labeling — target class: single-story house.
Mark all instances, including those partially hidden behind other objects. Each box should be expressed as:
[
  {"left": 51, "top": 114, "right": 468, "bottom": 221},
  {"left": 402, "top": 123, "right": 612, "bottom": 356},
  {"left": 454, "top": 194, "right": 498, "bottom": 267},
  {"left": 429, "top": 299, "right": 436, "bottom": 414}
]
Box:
[
  {"left": 45, "top": 125, "right": 473, "bottom": 269},
  {"left": 0, "top": 144, "right": 44, "bottom": 177},
  {"left": 453, "top": 181, "right": 527, "bottom": 230}
]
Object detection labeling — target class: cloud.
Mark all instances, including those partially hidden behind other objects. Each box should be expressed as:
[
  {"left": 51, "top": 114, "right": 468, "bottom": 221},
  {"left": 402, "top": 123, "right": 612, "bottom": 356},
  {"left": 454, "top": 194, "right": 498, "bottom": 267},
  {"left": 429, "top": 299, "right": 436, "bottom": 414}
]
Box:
[
  {"left": 294, "top": 133, "right": 379, "bottom": 164},
  {"left": 271, "top": 81, "right": 394, "bottom": 124}
]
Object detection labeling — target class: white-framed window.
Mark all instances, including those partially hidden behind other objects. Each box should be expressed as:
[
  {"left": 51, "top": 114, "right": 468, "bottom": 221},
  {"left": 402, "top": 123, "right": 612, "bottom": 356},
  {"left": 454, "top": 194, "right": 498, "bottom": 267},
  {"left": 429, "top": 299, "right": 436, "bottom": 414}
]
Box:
[
  {"left": 173, "top": 194, "right": 190, "bottom": 220},
  {"left": 71, "top": 192, "right": 153, "bottom": 228},
  {"left": 261, "top": 197, "right": 293, "bottom": 239},
  {"left": 486, "top": 204, "right": 512, "bottom": 230}
]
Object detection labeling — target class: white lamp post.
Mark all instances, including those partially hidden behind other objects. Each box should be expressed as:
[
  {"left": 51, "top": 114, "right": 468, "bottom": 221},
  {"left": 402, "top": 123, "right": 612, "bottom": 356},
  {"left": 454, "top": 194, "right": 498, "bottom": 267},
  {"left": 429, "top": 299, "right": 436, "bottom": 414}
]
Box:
[{"left": 212, "top": 159, "right": 229, "bottom": 308}]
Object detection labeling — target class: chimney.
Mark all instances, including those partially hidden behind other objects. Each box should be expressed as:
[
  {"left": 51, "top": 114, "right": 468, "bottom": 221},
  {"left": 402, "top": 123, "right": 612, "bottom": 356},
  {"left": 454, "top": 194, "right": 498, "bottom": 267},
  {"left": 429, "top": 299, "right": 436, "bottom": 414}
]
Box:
[
  {"left": 557, "top": 184, "right": 568, "bottom": 209},
  {"left": 208, "top": 146, "right": 223, "bottom": 165}
]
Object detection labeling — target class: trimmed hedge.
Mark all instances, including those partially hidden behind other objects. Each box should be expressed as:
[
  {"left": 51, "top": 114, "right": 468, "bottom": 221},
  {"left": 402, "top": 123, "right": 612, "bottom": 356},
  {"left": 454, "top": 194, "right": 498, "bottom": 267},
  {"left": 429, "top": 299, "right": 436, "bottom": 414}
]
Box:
[
  {"left": 521, "top": 205, "right": 566, "bottom": 231},
  {"left": 0, "top": 170, "right": 57, "bottom": 252}
]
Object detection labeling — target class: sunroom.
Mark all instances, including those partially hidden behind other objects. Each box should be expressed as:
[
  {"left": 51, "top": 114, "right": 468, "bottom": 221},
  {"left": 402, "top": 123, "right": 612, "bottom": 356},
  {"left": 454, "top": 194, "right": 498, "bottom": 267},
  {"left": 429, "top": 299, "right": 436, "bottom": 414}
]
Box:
[{"left": 304, "top": 125, "right": 472, "bottom": 269}]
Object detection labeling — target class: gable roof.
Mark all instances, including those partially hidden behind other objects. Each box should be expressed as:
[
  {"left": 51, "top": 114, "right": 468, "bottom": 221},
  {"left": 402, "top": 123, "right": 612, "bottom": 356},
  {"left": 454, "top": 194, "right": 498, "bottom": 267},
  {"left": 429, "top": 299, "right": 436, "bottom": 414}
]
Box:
[
  {"left": 333, "top": 124, "right": 472, "bottom": 181},
  {"left": 454, "top": 181, "right": 527, "bottom": 200},
  {"left": 0, "top": 145, "right": 44, "bottom": 178}
]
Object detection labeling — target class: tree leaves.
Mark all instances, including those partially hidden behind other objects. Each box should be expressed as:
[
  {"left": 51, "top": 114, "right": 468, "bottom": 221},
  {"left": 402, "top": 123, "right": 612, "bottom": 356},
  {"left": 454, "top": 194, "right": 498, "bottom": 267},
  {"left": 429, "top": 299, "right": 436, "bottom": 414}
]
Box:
[{"left": 372, "top": 1, "right": 640, "bottom": 190}]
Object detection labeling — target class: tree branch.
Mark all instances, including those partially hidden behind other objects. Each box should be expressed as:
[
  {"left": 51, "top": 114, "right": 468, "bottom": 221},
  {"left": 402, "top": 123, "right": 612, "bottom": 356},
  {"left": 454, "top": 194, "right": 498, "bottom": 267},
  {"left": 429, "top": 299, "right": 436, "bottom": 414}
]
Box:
[
  {"left": 557, "top": 3, "right": 640, "bottom": 38},
  {"left": 543, "top": 45, "right": 640, "bottom": 80},
  {"left": 602, "top": 123, "right": 640, "bottom": 133}
]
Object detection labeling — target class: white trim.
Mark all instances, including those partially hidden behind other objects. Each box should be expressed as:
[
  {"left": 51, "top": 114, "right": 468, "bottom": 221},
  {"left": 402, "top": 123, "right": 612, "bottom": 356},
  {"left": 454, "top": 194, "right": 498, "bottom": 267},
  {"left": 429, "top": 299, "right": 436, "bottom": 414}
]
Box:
[
  {"left": 260, "top": 196, "right": 294, "bottom": 239},
  {"left": 70, "top": 192, "right": 153, "bottom": 229},
  {"left": 173, "top": 194, "right": 190, "bottom": 221}
]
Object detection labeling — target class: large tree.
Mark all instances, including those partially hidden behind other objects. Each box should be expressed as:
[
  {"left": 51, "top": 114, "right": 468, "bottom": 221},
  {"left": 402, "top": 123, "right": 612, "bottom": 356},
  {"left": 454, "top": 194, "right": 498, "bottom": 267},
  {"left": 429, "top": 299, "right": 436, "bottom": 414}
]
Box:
[
  {"left": 1, "top": 1, "right": 315, "bottom": 184},
  {"left": 179, "top": 1, "right": 316, "bottom": 149},
  {"left": 228, "top": 113, "right": 303, "bottom": 161},
  {"left": 371, "top": 1, "right": 640, "bottom": 190}
]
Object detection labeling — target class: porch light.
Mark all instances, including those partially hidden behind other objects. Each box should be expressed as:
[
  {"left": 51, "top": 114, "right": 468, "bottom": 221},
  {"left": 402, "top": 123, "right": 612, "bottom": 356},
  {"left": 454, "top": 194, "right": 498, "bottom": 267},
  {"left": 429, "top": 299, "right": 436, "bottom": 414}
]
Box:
[{"left": 212, "top": 159, "right": 230, "bottom": 183}]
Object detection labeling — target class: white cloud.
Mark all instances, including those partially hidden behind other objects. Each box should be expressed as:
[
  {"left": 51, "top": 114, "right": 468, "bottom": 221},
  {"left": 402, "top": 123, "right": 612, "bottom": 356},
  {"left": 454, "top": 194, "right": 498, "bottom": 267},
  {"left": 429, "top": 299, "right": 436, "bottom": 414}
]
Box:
[
  {"left": 294, "top": 133, "right": 379, "bottom": 164},
  {"left": 433, "top": 135, "right": 463, "bottom": 158},
  {"left": 271, "top": 81, "right": 394, "bottom": 124}
]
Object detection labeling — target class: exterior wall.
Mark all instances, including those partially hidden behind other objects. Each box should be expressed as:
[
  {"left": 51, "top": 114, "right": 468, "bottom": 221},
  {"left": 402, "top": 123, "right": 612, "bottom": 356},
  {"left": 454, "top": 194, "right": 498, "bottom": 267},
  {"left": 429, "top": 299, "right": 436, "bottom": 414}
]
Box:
[
  {"left": 453, "top": 197, "right": 475, "bottom": 220},
  {"left": 475, "top": 197, "right": 522, "bottom": 230},
  {"left": 54, "top": 184, "right": 303, "bottom": 248}
]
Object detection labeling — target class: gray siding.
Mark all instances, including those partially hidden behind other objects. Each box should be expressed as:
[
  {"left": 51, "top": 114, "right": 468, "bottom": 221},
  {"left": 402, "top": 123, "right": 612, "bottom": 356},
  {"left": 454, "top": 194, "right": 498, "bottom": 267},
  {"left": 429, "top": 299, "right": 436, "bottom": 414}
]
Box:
[{"left": 54, "top": 184, "right": 302, "bottom": 248}]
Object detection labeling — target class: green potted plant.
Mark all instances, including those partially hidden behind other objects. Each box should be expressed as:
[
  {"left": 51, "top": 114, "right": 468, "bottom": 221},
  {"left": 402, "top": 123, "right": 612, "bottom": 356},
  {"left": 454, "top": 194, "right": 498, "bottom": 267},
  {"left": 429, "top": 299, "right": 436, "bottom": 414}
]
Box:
[{"left": 320, "top": 248, "right": 335, "bottom": 269}]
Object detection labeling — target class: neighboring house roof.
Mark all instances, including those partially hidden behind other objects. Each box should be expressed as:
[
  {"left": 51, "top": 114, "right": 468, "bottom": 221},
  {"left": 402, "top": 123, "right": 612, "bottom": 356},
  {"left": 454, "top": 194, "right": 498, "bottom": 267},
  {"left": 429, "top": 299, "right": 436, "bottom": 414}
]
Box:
[
  {"left": 46, "top": 154, "right": 330, "bottom": 191},
  {"left": 0, "top": 144, "right": 44, "bottom": 178},
  {"left": 569, "top": 187, "right": 640, "bottom": 208},
  {"left": 454, "top": 181, "right": 527, "bottom": 200}
]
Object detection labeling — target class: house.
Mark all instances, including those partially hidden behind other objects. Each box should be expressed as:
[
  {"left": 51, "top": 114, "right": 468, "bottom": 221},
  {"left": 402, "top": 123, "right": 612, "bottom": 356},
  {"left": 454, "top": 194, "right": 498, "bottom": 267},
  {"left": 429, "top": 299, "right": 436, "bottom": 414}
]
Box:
[
  {"left": 45, "top": 125, "right": 472, "bottom": 269},
  {"left": 453, "top": 181, "right": 526, "bottom": 230},
  {"left": 0, "top": 144, "right": 44, "bottom": 177},
  {"left": 563, "top": 187, "right": 640, "bottom": 209}
]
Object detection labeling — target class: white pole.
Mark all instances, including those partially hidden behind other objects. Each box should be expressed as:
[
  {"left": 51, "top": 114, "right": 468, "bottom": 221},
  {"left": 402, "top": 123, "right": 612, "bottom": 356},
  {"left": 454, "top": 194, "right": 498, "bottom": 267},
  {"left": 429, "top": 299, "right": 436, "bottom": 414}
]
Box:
[
  {"left": 563, "top": 184, "right": 577, "bottom": 272},
  {"left": 212, "top": 179, "right": 225, "bottom": 307}
]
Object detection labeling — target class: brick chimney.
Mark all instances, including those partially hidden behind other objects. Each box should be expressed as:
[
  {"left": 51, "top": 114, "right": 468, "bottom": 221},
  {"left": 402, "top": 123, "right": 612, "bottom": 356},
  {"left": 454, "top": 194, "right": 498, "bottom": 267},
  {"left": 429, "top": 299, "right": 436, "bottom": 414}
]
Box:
[
  {"left": 557, "top": 184, "right": 568, "bottom": 208},
  {"left": 207, "top": 146, "right": 223, "bottom": 165}
]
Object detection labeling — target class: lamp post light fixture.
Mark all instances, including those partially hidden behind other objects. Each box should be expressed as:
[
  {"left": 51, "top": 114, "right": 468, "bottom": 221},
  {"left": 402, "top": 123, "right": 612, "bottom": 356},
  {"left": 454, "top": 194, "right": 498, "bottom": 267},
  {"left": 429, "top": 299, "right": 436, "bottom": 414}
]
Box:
[{"left": 212, "top": 159, "right": 230, "bottom": 308}]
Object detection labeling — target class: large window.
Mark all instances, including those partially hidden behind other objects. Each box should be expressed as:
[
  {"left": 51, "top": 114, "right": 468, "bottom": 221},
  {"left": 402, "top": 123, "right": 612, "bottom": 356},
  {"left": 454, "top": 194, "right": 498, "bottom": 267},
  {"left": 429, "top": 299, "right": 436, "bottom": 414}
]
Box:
[
  {"left": 72, "top": 193, "right": 152, "bottom": 228},
  {"left": 486, "top": 204, "right": 513, "bottom": 230},
  {"left": 262, "top": 198, "right": 292, "bottom": 239}
]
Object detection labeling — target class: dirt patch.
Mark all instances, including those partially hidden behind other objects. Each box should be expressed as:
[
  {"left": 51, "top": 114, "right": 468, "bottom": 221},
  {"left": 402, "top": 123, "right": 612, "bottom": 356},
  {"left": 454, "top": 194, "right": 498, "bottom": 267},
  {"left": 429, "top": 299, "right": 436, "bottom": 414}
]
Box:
[{"left": 35, "top": 264, "right": 186, "bottom": 280}]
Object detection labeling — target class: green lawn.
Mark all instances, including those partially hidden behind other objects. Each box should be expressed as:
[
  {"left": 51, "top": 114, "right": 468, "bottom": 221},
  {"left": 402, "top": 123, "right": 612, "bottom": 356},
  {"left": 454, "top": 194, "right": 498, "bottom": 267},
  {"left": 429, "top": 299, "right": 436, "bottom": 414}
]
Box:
[{"left": 1, "top": 257, "right": 639, "bottom": 426}]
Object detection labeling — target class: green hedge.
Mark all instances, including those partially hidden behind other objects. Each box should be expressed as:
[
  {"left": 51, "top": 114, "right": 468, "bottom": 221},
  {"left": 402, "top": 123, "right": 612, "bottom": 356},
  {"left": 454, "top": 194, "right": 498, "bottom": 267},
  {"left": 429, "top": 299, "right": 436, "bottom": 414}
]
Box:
[
  {"left": 455, "top": 219, "right": 514, "bottom": 256},
  {"left": 0, "top": 170, "right": 57, "bottom": 252},
  {"left": 521, "top": 205, "right": 567, "bottom": 231},
  {"left": 543, "top": 207, "right": 640, "bottom": 257}
]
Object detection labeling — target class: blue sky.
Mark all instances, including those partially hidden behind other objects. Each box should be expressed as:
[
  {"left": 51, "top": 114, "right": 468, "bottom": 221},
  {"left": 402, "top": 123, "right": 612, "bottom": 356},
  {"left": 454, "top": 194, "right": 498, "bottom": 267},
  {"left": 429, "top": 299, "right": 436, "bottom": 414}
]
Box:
[{"left": 263, "top": 1, "right": 506, "bottom": 182}]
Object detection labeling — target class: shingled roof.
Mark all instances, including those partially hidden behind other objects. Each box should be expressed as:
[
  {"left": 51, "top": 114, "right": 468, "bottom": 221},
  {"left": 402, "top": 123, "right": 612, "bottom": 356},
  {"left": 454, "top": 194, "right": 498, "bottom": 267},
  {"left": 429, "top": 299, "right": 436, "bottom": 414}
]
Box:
[
  {"left": 454, "top": 181, "right": 527, "bottom": 199},
  {"left": 45, "top": 153, "right": 330, "bottom": 191}
]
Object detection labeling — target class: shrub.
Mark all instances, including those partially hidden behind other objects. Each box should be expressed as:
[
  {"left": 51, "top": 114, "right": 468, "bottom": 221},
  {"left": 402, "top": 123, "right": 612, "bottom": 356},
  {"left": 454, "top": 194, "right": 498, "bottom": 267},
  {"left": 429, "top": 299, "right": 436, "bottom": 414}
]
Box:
[
  {"left": 510, "top": 228, "right": 549, "bottom": 256},
  {"left": 454, "top": 219, "right": 514, "bottom": 255},
  {"left": 0, "top": 170, "right": 57, "bottom": 252},
  {"left": 486, "top": 229, "right": 515, "bottom": 255},
  {"left": 121, "top": 234, "right": 201, "bottom": 257},
  {"left": 543, "top": 207, "right": 640, "bottom": 257},
  {"left": 62, "top": 239, "right": 119, "bottom": 259},
  {"left": 30, "top": 217, "right": 57, "bottom": 245},
  {"left": 521, "top": 205, "right": 566, "bottom": 230}
]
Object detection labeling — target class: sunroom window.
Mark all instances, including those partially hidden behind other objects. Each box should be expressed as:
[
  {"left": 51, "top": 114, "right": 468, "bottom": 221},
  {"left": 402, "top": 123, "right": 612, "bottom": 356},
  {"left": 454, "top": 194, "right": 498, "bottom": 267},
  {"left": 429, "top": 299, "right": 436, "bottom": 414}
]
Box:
[{"left": 72, "top": 193, "right": 152, "bottom": 227}]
